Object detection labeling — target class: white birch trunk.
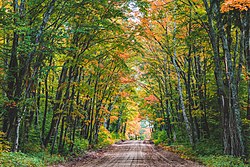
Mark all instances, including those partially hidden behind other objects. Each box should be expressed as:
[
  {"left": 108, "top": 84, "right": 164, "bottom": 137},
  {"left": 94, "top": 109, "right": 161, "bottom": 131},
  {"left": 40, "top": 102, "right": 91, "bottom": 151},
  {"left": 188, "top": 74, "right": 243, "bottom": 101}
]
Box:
[{"left": 172, "top": 1, "right": 193, "bottom": 145}]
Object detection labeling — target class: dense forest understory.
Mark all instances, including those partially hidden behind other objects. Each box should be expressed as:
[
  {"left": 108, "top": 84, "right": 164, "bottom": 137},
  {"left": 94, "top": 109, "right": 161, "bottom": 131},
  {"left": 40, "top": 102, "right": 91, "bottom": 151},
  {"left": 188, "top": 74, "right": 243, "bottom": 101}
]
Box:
[{"left": 0, "top": 0, "right": 249, "bottom": 166}]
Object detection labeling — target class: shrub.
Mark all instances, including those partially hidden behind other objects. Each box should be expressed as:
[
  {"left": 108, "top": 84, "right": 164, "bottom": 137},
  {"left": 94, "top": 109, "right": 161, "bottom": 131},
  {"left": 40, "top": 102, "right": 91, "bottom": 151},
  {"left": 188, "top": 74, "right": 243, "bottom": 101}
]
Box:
[
  {"left": 97, "top": 126, "right": 116, "bottom": 148},
  {"left": 33, "top": 152, "right": 65, "bottom": 165},
  {"left": 21, "top": 143, "right": 42, "bottom": 154},
  {"left": 152, "top": 130, "right": 169, "bottom": 145},
  {"left": 194, "top": 139, "right": 222, "bottom": 156},
  {"left": 161, "top": 144, "right": 196, "bottom": 160},
  {"left": 74, "top": 138, "right": 89, "bottom": 154},
  {"left": 0, "top": 152, "right": 44, "bottom": 167},
  {"left": 0, "top": 150, "right": 65, "bottom": 167},
  {"left": 0, "top": 132, "right": 10, "bottom": 152},
  {"left": 199, "top": 155, "right": 245, "bottom": 167}
]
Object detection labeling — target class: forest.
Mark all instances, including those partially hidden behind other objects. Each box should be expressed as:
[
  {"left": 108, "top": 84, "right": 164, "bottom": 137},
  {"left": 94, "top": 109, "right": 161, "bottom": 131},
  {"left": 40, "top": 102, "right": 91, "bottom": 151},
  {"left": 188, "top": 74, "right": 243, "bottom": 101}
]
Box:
[{"left": 0, "top": 0, "right": 249, "bottom": 166}]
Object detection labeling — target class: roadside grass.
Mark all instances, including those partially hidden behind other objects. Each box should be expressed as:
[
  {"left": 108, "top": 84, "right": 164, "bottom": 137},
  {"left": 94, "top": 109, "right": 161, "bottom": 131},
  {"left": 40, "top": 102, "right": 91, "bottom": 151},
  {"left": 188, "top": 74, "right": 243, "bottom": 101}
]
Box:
[
  {"left": 0, "top": 151, "right": 65, "bottom": 167},
  {"left": 199, "top": 155, "right": 246, "bottom": 167},
  {"left": 155, "top": 140, "right": 247, "bottom": 167},
  {"left": 0, "top": 126, "right": 123, "bottom": 166},
  {"left": 151, "top": 130, "right": 249, "bottom": 167}
]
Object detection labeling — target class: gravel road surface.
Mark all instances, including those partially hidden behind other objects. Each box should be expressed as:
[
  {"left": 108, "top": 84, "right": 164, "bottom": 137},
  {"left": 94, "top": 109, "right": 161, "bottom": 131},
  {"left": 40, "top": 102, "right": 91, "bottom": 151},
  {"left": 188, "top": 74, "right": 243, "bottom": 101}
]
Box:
[{"left": 55, "top": 140, "right": 204, "bottom": 167}]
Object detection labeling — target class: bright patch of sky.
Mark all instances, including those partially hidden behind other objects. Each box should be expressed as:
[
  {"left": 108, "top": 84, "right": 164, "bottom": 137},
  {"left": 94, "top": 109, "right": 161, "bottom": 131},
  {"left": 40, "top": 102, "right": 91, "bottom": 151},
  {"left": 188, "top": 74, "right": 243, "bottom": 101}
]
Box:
[{"left": 128, "top": 1, "right": 142, "bottom": 23}]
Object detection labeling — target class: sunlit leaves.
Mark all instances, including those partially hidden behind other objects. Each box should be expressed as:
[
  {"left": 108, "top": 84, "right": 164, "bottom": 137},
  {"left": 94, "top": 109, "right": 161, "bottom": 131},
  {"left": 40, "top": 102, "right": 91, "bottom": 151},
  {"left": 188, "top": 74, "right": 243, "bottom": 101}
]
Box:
[
  {"left": 221, "top": 0, "right": 250, "bottom": 12},
  {"left": 120, "top": 91, "right": 130, "bottom": 97},
  {"left": 144, "top": 94, "right": 159, "bottom": 104}
]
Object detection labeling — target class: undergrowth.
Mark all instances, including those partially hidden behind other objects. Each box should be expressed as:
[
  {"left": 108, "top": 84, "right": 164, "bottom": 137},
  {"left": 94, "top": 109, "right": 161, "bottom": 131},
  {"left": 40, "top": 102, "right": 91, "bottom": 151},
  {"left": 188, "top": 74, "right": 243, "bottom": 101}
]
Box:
[
  {"left": 0, "top": 126, "right": 124, "bottom": 167},
  {"left": 199, "top": 155, "right": 246, "bottom": 167},
  {"left": 159, "top": 143, "right": 246, "bottom": 167},
  {"left": 152, "top": 131, "right": 248, "bottom": 167},
  {"left": 95, "top": 126, "right": 123, "bottom": 149},
  {"left": 0, "top": 151, "right": 64, "bottom": 167}
]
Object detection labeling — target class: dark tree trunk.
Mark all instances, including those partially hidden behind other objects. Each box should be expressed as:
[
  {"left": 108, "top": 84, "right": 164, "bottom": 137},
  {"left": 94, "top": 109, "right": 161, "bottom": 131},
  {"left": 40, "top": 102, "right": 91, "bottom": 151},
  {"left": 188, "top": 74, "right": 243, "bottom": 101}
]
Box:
[
  {"left": 41, "top": 56, "right": 53, "bottom": 144},
  {"left": 244, "top": 10, "right": 250, "bottom": 120},
  {"left": 203, "top": 0, "right": 245, "bottom": 156},
  {"left": 44, "top": 62, "right": 68, "bottom": 147},
  {"left": 58, "top": 117, "right": 65, "bottom": 153}
]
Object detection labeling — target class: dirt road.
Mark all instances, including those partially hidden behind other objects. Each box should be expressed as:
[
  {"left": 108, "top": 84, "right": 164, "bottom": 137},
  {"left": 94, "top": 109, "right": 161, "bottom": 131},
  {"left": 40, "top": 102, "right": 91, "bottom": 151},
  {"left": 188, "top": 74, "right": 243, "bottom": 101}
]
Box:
[{"left": 59, "top": 140, "right": 204, "bottom": 167}]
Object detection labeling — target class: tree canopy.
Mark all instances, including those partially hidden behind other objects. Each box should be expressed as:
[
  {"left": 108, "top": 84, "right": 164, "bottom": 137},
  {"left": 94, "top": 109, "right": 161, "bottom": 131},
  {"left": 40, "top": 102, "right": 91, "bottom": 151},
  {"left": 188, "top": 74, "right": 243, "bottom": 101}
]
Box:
[{"left": 0, "top": 0, "right": 250, "bottom": 166}]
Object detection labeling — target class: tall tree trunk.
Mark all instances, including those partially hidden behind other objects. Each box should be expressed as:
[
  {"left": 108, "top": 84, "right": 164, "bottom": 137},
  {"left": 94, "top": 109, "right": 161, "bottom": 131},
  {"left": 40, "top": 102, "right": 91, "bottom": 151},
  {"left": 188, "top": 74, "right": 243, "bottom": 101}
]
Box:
[
  {"left": 186, "top": 56, "right": 198, "bottom": 144},
  {"left": 89, "top": 72, "right": 100, "bottom": 145},
  {"left": 203, "top": 0, "right": 245, "bottom": 156},
  {"left": 35, "top": 76, "right": 41, "bottom": 128},
  {"left": 244, "top": 10, "right": 250, "bottom": 120},
  {"left": 173, "top": 60, "right": 193, "bottom": 146},
  {"left": 41, "top": 55, "right": 53, "bottom": 145},
  {"left": 58, "top": 117, "right": 65, "bottom": 153},
  {"left": 172, "top": 36, "right": 193, "bottom": 146},
  {"left": 221, "top": 26, "right": 245, "bottom": 156},
  {"left": 201, "top": 55, "right": 210, "bottom": 137},
  {"left": 172, "top": 2, "right": 193, "bottom": 145},
  {"left": 44, "top": 62, "right": 68, "bottom": 147},
  {"left": 8, "top": 0, "right": 20, "bottom": 152}
]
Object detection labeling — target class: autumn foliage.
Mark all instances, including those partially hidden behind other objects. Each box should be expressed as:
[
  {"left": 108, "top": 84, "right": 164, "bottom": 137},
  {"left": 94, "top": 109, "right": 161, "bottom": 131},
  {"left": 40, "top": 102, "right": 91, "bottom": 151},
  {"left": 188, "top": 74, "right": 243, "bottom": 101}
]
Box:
[
  {"left": 1, "top": 0, "right": 250, "bottom": 165},
  {"left": 144, "top": 95, "right": 159, "bottom": 104},
  {"left": 221, "top": 0, "right": 250, "bottom": 12},
  {"left": 120, "top": 76, "right": 136, "bottom": 84}
]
